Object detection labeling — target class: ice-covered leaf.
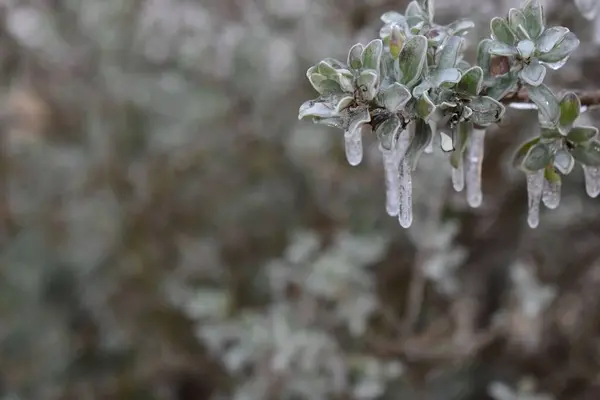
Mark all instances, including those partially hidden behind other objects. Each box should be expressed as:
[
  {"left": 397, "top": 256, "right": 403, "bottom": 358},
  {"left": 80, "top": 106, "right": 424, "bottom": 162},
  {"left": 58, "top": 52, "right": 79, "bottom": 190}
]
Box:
[
  {"left": 437, "top": 36, "right": 463, "bottom": 69},
  {"left": 362, "top": 39, "right": 384, "bottom": 71},
  {"left": 486, "top": 73, "right": 518, "bottom": 100},
  {"left": 519, "top": 62, "right": 546, "bottom": 86},
  {"left": 405, "top": 118, "right": 432, "bottom": 169},
  {"left": 542, "top": 171, "right": 561, "bottom": 209},
  {"left": 430, "top": 68, "right": 462, "bottom": 87},
  {"left": 491, "top": 17, "right": 516, "bottom": 45},
  {"left": 390, "top": 25, "right": 406, "bottom": 58},
  {"left": 527, "top": 84, "right": 559, "bottom": 123},
  {"left": 567, "top": 126, "right": 598, "bottom": 144},
  {"left": 417, "top": 0, "right": 434, "bottom": 21},
  {"left": 357, "top": 69, "right": 379, "bottom": 101},
  {"left": 450, "top": 121, "right": 471, "bottom": 169},
  {"left": 298, "top": 99, "right": 336, "bottom": 120},
  {"left": 469, "top": 96, "right": 505, "bottom": 126},
  {"left": 513, "top": 137, "right": 540, "bottom": 168},
  {"left": 375, "top": 115, "right": 402, "bottom": 151},
  {"left": 522, "top": 0, "right": 544, "bottom": 39},
  {"left": 346, "top": 107, "right": 371, "bottom": 133},
  {"left": 317, "top": 60, "right": 339, "bottom": 79},
  {"left": 571, "top": 140, "right": 600, "bottom": 167},
  {"left": 457, "top": 66, "right": 483, "bottom": 95},
  {"left": 412, "top": 81, "right": 433, "bottom": 98},
  {"left": 554, "top": 148, "right": 575, "bottom": 174},
  {"left": 381, "top": 11, "right": 407, "bottom": 25},
  {"left": 508, "top": 8, "right": 530, "bottom": 40},
  {"left": 308, "top": 72, "right": 343, "bottom": 95},
  {"left": 537, "top": 32, "right": 580, "bottom": 63},
  {"left": 398, "top": 35, "right": 428, "bottom": 87},
  {"left": 344, "top": 108, "right": 370, "bottom": 166},
  {"left": 575, "top": 0, "right": 599, "bottom": 20},
  {"left": 516, "top": 40, "right": 536, "bottom": 59},
  {"left": 488, "top": 41, "right": 519, "bottom": 56},
  {"left": 417, "top": 92, "right": 436, "bottom": 121},
  {"left": 535, "top": 27, "right": 569, "bottom": 53},
  {"left": 558, "top": 92, "right": 581, "bottom": 134},
  {"left": 379, "top": 83, "right": 411, "bottom": 112},
  {"left": 477, "top": 39, "right": 494, "bottom": 79},
  {"left": 447, "top": 19, "right": 475, "bottom": 36},
  {"left": 332, "top": 94, "right": 355, "bottom": 112},
  {"left": 522, "top": 142, "right": 552, "bottom": 171},
  {"left": 348, "top": 43, "right": 364, "bottom": 70}
]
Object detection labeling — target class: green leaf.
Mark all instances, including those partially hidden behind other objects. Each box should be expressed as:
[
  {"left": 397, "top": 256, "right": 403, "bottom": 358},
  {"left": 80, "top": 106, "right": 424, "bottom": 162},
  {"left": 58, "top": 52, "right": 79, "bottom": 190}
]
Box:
[
  {"left": 375, "top": 115, "right": 402, "bottom": 150},
  {"left": 430, "top": 68, "right": 462, "bottom": 87},
  {"left": 488, "top": 41, "right": 519, "bottom": 56},
  {"left": 513, "top": 137, "right": 540, "bottom": 167},
  {"left": 389, "top": 25, "right": 405, "bottom": 58},
  {"left": 537, "top": 32, "right": 580, "bottom": 63},
  {"left": 406, "top": 118, "right": 433, "bottom": 169},
  {"left": 567, "top": 126, "right": 598, "bottom": 144},
  {"left": 398, "top": 35, "right": 428, "bottom": 87},
  {"left": 521, "top": 0, "right": 544, "bottom": 39},
  {"left": 308, "top": 74, "right": 343, "bottom": 95},
  {"left": 554, "top": 148, "right": 575, "bottom": 174},
  {"left": 558, "top": 92, "right": 581, "bottom": 134},
  {"left": 437, "top": 36, "right": 463, "bottom": 69},
  {"left": 535, "top": 27, "right": 569, "bottom": 53},
  {"left": 357, "top": 69, "right": 379, "bottom": 101},
  {"left": 331, "top": 94, "right": 355, "bottom": 112},
  {"left": 571, "top": 140, "right": 600, "bottom": 166},
  {"left": 519, "top": 62, "right": 546, "bottom": 86},
  {"left": 417, "top": 0, "right": 434, "bottom": 21},
  {"left": 362, "top": 39, "right": 384, "bottom": 71},
  {"left": 486, "top": 73, "right": 518, "bottom": 100},
  {"left": 379, "top": 82, "right": 411, "bottom": 112},
  {"left": 348, "top": 43, "right": 364, "bottom": 70},
  {"left": 450, "top": 121, "right": 472, "bottom": 168},
  {"left": 417, "top": 92, "right": 436, "bottom": 121},
  {"left": 527, "top": 84, "right": 559, "bottom": 123},
  {"left": 545, "top": 165, "right": 561, "bottom": 183},
  {"left": 540, "top": 127, "right": 562, "bottom": 140},
  {"left": 508, "top": 8, "right": 530, "bottom": 40},
  {"left": 469, "top": 96, "right": 506, "bottom": 126},
  {"left": 447, "top": 19, "right": 475, "bottom": 36},
  {"left": 457, "top": 66, "right": 483, "bottom": 95},
  {"left": 477, "top": 39, "right": 494, "bottom": 79},
  {"left": 298, "top": 99, "right": 336, "bottom": 120},
  {"left": 522, "top": 142, "right": 553, "bottom": 171},
  {"left": 491, "top": 17, "right": 516, "bottom": 45}
]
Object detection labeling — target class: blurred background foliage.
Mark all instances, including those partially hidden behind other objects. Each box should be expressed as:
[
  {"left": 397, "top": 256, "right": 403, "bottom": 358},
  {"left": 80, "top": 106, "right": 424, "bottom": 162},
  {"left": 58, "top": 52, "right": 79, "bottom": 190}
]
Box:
[{"left": 0, "top": 0, "right": 600, "bottom": 399}]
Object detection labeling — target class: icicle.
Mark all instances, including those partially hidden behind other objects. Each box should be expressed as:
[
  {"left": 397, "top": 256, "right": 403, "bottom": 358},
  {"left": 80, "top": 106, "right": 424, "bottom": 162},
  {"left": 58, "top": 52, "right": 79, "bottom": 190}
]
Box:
[
  {"left": 381, "top": 145, "right": 400, "bottom": 216},
  {"left": 452, "top": 159, "right": 465, "bottom": 192},
  {"left": 582, "top": 165, "right": 600, "bottom": 198},
  {"left": 398, "top": 158, "right": 413, "bottom": 228},
  {"left": 424, "top": 122, "right": 435, "bottom": 154},
  {"left": 344, "top": 127, "right": 363, "bottom": 166},
  {"left": 526, "top": 170, "right": 545, "bottom": 228},
  {"left": 542, "top": 178, "right": 561, "bottom": 209},
  {"left": 466, "top": 129, "right": 485, "bottom": 208}
]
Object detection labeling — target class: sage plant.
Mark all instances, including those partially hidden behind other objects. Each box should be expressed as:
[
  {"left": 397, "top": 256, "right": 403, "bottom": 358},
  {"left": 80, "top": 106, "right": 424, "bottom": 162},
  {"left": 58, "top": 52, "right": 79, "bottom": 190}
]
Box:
[{"left": 298, "top": 0, "right": 599, "bottom": 229}]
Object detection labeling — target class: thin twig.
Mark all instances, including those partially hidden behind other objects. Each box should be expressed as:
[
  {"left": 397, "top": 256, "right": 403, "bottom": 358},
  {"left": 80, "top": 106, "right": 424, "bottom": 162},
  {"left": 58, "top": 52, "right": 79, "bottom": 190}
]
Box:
[{"left": 501, "top": 88, "right": 600, "bottom": 108}]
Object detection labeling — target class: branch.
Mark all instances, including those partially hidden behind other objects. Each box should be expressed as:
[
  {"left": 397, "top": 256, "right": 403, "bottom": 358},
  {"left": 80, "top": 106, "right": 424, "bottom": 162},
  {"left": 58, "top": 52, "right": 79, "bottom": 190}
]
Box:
[{"left": 501, "top": 88, "right": 600, "bottom": 108}]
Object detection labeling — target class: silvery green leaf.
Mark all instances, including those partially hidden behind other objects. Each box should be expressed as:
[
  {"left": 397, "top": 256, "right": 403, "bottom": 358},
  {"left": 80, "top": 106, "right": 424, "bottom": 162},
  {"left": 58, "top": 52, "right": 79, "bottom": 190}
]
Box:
[
  {"left": 417, "top": 0, "right": 434, "bottom": 21},
  {"left": 348, "top": 43, "right": 364, "bottom": 70},
  {"left": 571, "top": 140, "right": 600, "bottom": 166},
  {"left": 558, "top": 92, "right": 581, "bottom": 135},
  {"left": 298, "top": 99, "right": 336, "bottom": 120},
  {"left": 346, "top": 106, "right": 371, "bottom": 133},
  {"left": 537, "top": 32, "right": 580, "bottom": 63},
  {"left": 317, "top": 61, "right": 339, "bottom": 79},
  {"left": 522, "top": 0, "right": 544, "bottom": 39},
  {"left": 477, "top": 39, "right": 494, "bottom": 79},
  {"left": 332, "top": 94, "right": 355, "bottom": 112},
  {"left": 375, "top": 115, "right": 402, "bottom": 150},
  {"left": 575, "top": 0, "right": 599, "bottom": 20},
  {"left": 488, "top": 41, "right": 519, "bottom": 56},
  {"left": 406, "top": 1, "right": 425, "bottom": 18},
  {"left": 462, "top": 106, "right": 473, "bottom": 120},
  {"left": 567, "top": 126, "right": 598, "bottom": 144},
  {"left": 336, "top": 69, "right": 356, "bottom": 92},
  {"left": 308, "top": 73, "right": 343, "bottom": 95},
  {"left": 516, "top": 40, "right": 536, "bottom": 59},
  {"left": 357, "top": 69, "right": 379, "bottom": 101},
  {"left": 457, "top": 66, "right": 483, "bottom": 95},
  {"left": 513, "top": 137, "right": 540, "bottom": 167},
  {"left": 322, "top": 58, "right": 346, "bottom": 69},
  {"left": 457, "top": 59, "right": 472, "bottom": 71},
  {"left": 535, "top": 27, "right": 569, "bottom": 54},
  {"left": 527, "top": 83, "right": 559, "bottom": 123},
  {"left": 313, "top": 116, "right": 344, "bottom": 128},
  {"left": 362, "top": 39, "right": 384, "bottom": 71},
  {"left": 406, "top": 118, "right": 433, "bottom": 169},
  {"left": 437, "top": 36, "right": 463, "bottom": 69},
  {"left": 379, "top": 82, "right": 411, "bottom": 112},
  {"left": 390, "top": 24, "right": 406, "bottom": 58},
  {"left": 554, "top": 148, "right": 575, "bottom": 174},
  {"left": 417, "top": 92, "right": 436, "bottom": 120},
  {"left": 430, "top": 68, "right": 461, "bottom": 87},
  {"left": 522, "top": 142, "right": 552, "bottom": 172},
  {"left": 412, "top": 81, "right": 433, "bottom": 98},
  {"left": 447, "top": 19, "right": 475, "bottom": 36},
  {"left": 470, "top": 96, "right": 505, "bottom": 126},
  {"left": 486, "top": 73, "right": 518, "bottom": 100},
  {"left": 490, "top": 17, "right": 516, "bottom": 45},
  {"left": 398, "top": 35, "right": 428, "bottom": 87},
  {"left": 519, "top": 62, "right": 546, "bottom": 86},
  {"left": 450, "top": 121, "right": 471, "bottom": 168},
  {"left": 508, "top": 8, "right": 530, "bottom": 40},
  {"left": 381, "top": 11, "right": 407, "bottom": 25},
  {"left": 540, "top": 127, "right": 562, "bottom": 139}
]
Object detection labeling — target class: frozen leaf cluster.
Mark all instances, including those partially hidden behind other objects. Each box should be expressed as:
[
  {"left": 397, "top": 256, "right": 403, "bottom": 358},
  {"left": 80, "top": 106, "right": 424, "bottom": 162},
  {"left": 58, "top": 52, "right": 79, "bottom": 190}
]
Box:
[{"left": 298, "top": 0, "right": 596, "bottom": 229}]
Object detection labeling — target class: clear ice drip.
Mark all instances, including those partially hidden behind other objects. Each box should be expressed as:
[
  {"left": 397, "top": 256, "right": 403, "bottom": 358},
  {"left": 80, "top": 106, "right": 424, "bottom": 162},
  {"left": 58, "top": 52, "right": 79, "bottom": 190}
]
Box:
[
  {"left": 466, "top": 129, "right": 485, "bottom": 208},
  {"left": 344, "top": 127, "right": 363, "bottom": 166},
  {"left": 452, "top": 159, "right": 465, "bottom": 192},
  {"left": 542, "top": 178, "right": 561, "bottom": 209},
  {"left": 398, "top": 158, "right": 413, "bottom": 228},
  {"left": 381, "top": 145, "right": 400, "bottom": 216},
  {"left": 582, "top": 165, "right": 600, "bottom": 198},
  {"left": 526, "top": 169, "right": 545, "bottom": 228}
]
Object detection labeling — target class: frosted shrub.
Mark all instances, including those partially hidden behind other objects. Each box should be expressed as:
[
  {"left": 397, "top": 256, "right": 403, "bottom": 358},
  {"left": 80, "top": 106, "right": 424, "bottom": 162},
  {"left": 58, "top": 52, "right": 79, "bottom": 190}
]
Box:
[{"left": 298, "top": 0, "right": 600, "bottom": 228}]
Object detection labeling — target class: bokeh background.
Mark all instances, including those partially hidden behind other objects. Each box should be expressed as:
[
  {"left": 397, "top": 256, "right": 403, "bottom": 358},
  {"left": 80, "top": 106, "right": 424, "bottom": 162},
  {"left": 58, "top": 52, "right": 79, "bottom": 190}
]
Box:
[{"left": 1, "top": 0, "right": 600, "bottom": 399}]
